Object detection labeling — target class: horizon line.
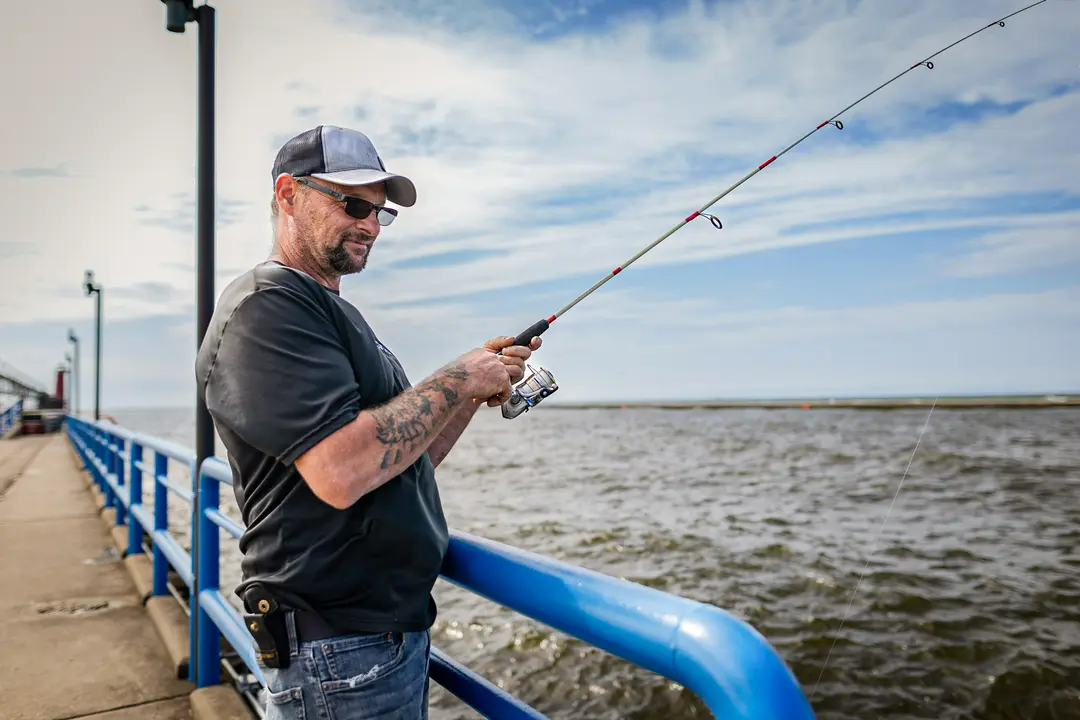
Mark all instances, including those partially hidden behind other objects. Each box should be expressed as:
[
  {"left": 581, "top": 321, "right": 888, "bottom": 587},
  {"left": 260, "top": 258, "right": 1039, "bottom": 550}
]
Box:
[{"left": 87, "top": 390, "right": 1080, "bottom": 415}]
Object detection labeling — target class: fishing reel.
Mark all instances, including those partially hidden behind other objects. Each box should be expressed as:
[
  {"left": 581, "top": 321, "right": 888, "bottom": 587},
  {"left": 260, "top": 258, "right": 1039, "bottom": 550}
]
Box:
[{"left": 501, "top": 364, "right": 558, "bottom": 419}]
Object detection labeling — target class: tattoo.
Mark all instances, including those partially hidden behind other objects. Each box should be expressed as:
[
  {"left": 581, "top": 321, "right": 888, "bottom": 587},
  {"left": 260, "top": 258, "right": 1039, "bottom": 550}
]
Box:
[
  {"left": 369, "top": 362, "right": 469, "bottom": 470},
  {"left": 443, "top": 364, "right": 468, "bottom": 380}
]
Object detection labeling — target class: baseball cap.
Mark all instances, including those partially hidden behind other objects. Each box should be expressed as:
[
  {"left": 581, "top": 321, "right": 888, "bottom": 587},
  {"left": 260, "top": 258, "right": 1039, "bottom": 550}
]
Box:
[{"left": 272, "top": 125, "right": 417, "bottom": 207}]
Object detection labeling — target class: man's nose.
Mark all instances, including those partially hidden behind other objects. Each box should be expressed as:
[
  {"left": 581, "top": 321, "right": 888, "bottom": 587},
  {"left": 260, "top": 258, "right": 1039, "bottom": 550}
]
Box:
[{"left": 357, "top": 212, "right": 380, "bottom": 238}]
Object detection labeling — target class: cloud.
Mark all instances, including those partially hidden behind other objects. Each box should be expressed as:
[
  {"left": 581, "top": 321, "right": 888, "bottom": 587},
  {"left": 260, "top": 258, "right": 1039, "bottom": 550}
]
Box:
[
  {"left": 3, "top": 280, "right": 1075, "bottom": 411},
  {"left": 386, "top": 248, "right": 507, "bottom": 270},
  {"left": 1, "top": 0, "right": 1077, "bottom": 403},
  {"left": 242, "top": 0, "right": 1078, "bottom": 314},
  {"left": 3, "top": 164, "right": 71, "bottom": 178},
  {"left": 0, "top": 313, "right": 199, "bottom": 411},
  {"left": 134, "top": 193, "right": 252, "bottom": 235},
  {"left": 526, "top": 284, "right": 1080, "bottom": 400},
  {"left": 8, "top": 0, "right": 1079, "bottom": 321},
  {"left": 937, "top": 217, "right": 1080, "bottom": 278},
  {"left": 0, "top": 241, "right": 38, "bottom": 259},
  {"left": 108, "top": 281, "right": 187, "bottom": 305},
  {"left": 538, "top": 280, "right": 1080, "bottom": 337}
]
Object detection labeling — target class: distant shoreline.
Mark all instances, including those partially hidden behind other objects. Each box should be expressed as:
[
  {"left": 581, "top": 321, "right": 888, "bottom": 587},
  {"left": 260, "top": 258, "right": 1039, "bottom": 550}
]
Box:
[
  {"left": 544, "top": 394, "right": 1080, "bottom": 410},
  {"left": 96, "top": 393, "right": 1080, "bottom": 415}
]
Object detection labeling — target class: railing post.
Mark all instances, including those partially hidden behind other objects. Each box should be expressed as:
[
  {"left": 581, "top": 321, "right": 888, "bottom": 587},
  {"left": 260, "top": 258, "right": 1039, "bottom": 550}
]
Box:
[
  {"left": 195, "top": 460, "right": 221, "bottom": 687},
  {"left": 152, "top": 452, "right": 169, "bottom": 596},
  {"left": 127, "top": 442, "right": 144, "bottom": 555},
  {"left": 95, "top": 427, "right": 105, "bottom": 492},
  {"left": 69, "top": 420, "right": 83, "bottom": 470},
  {"left": 114, "top": 433, "right": 127, "bottom": 527},
  {"left": 94, "top": 427, "right": 103, "bottom": 490},
  {"left": 85, "top": 425, "right": 95, "bottom": 483},
  {"left": 82, "top": 423, "right": 93, "bottom": 483},
  {"left": 189, "top": 458, "right": 199, "bottom": 682},
  {"left": 99, "top": 428, "right": 113, "bottom": 505}
]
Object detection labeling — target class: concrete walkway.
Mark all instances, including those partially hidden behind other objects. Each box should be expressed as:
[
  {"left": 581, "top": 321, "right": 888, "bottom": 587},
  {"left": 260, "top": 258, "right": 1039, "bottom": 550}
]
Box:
[
  {"left": 0, "top": 433, "right": 48, "bottom": 497},
  {"left": 0, "top": 434, "right": 214, "bottom": 720}
]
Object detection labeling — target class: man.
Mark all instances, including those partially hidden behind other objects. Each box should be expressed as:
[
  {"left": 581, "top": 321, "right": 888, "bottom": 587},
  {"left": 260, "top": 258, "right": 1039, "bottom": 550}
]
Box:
[{"left": 195, "top": 125, "right": 540, "bottom": 719}]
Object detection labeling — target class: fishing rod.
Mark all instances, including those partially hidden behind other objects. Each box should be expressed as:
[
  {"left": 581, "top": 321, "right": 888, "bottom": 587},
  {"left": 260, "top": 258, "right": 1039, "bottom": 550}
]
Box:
[{"left": 497, "top": 0, "right": 1051, "bottom": 419}]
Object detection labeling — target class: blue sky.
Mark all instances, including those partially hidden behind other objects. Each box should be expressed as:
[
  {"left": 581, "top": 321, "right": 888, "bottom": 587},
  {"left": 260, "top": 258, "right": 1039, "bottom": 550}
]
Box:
[{"left": 1, "top": 0, "right": 1079, "bottom": 410}]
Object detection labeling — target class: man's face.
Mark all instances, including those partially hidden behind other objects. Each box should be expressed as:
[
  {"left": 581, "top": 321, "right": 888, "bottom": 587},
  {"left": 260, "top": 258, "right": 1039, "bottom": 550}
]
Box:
[{"left": 293, "top": 178, "right": 387, "bottom": 276}]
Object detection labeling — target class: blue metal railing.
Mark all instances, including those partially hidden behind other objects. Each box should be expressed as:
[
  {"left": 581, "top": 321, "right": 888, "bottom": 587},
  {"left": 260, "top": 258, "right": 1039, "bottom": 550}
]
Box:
[
  {"left": 64, "top": 414, "right": 815, "bottom": 719},
  {"left": 1, "top": 399, "right": 22, "bottom": 436}
]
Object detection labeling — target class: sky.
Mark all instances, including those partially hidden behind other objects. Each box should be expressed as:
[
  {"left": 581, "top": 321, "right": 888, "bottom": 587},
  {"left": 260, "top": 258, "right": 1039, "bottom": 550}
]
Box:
[{"left": 1, "top": 0, "right": 1079, "bottom": 411}]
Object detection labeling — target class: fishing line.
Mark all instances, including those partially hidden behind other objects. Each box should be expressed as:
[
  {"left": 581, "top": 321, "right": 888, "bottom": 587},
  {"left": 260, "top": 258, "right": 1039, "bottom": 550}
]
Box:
[
  {"left": 812, "top": 398, "right": 937, "bottom": 694},
  {"left": 497, "top": 0, "right": 1052, "bottom": 418}
]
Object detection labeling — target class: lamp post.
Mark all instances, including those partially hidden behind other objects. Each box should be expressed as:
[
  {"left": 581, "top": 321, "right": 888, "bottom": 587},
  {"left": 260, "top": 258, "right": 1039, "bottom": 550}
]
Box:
[
  {"left": 63, "top": 353, "right": 72, "bottom": 411},
  {"left": 67, "top": 329, "right": 80, "bottom": 417},
  {"left": 83, "top": 271, "right": 102, "bottom": 420},
  {"left": 159, "top": 0, "right": 216, "bottom": 687}
]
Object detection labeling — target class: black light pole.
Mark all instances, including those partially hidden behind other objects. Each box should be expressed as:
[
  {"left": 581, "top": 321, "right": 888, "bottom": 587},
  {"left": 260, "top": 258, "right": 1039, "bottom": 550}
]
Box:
[
  {"left": 83, "top": 271, "right": 102, "bottom": 420},
  {"left": 67, "top": 329, "right": 80, "bottom": 417},
  {"left": 159, "top": 0, "right": 216, "bottom": 686}
]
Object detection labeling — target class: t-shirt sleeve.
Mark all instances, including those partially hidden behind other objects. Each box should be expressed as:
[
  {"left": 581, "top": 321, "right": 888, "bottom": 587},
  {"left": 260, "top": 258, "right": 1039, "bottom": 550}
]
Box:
[{"left": 201, "top": 286, "right": 360, "bottom": 466}]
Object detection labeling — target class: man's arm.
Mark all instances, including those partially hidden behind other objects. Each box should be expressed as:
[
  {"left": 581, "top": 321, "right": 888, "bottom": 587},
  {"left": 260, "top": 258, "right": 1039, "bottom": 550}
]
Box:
[
  {"left": 423, "top": 335, "right": 543, "bottom": 468},
  {"left": 426, "top": 400, "right": 482, "bottom": 468},
  {"left": 200, "top": 285, "right": 514, "bottom": 512},
  {"left": 293, "top": 360, "right": 482, "bottom": 508}
]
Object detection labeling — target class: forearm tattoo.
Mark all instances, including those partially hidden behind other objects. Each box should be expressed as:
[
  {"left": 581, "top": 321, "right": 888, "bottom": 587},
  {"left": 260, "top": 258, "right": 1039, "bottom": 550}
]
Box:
[{"left": 370, "top": 362, "right": 469, "bottom": 470}]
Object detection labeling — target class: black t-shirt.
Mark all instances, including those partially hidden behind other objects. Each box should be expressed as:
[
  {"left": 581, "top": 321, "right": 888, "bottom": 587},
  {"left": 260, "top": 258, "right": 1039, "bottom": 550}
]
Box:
[{"left": 194, "top": 260, "right": 449, "bottom": 634}]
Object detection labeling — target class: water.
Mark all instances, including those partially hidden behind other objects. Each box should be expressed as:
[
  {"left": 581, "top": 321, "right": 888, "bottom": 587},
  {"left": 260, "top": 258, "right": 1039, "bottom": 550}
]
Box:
[{"left": 109, "top": 405, "right": 1080, "bottom": 720}]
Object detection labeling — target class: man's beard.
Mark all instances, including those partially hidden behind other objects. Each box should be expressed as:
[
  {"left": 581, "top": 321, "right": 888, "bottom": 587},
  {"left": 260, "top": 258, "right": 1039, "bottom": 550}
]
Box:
[{"left": 324, "top": 231, "right": 373, "bottom": 275}]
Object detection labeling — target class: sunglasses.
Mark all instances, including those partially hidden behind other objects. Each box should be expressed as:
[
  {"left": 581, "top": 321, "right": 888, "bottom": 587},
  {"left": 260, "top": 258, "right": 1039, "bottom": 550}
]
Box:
[{"left": 295, "top": 176, "right": 399, "bottom": 226}]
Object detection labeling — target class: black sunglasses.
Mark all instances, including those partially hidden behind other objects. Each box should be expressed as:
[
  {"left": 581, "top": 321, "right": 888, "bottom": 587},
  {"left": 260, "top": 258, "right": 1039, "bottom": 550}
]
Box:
[{"left": 295, "top": 176, "right": 399, "bottom": 226}]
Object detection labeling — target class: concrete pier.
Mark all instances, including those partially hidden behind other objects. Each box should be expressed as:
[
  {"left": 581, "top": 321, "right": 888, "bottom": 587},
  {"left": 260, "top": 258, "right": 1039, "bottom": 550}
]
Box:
[{"left": 0, "top": 434, "right": 254, "bottom": 720}]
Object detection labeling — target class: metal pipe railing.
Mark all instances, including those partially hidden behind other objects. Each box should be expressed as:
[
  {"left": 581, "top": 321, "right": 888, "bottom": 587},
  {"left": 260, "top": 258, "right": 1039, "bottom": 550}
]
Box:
[
  {"left": 67, "top": 416, "right": 199, "bottom": 673},
  {"left": 63, "top": 414, "right": 814, "bottom": 719},
  {"left": 1, "top": 399, "right": 23, "bottom": 437}
]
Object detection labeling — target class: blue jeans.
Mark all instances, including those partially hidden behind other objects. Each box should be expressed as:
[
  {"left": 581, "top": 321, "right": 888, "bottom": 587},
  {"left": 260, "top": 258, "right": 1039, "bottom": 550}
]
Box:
[{"left": 260, "top": 612, "right": 431, "bottom": 720}]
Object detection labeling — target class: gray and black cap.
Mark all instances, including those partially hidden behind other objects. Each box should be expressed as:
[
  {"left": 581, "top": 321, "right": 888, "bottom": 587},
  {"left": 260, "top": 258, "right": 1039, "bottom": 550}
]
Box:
[{"left": 272, "top": 125, "right": 417, "bottom": 207}]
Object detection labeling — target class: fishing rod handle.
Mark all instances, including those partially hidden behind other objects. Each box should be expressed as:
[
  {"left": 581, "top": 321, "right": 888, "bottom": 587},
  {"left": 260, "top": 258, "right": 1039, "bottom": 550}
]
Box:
[{"left": 511, "top": 317, "right": 550, "bottom": 349}]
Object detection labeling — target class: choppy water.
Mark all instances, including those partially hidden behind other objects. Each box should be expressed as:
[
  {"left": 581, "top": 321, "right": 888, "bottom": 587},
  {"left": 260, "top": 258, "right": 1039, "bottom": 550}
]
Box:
[{"left": 109, "top": 405, "right": 1080, "bottom": 720}]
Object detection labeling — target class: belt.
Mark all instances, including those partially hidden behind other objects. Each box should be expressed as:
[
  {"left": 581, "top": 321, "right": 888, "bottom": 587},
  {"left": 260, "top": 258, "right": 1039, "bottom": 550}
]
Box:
[
  {"left": 243, "top": 585, "right": 340, "bottom": 644},
  {"left": 291, "top": 608, "right": 340, "bottom": 644}
]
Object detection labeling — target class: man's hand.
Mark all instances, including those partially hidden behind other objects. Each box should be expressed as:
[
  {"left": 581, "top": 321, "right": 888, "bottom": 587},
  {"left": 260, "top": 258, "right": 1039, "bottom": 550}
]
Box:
[
  {"left": 428, "top": 334, "right": 541, "bottom": 467},
  {"left": 481, "top": 335, "right": 543, "bottom": 406}
]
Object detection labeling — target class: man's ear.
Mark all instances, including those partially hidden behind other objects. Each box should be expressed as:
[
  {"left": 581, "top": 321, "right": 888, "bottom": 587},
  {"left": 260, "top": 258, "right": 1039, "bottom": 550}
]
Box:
[{"left": 275, "top": 174, "right": 298, "bottom": 216}]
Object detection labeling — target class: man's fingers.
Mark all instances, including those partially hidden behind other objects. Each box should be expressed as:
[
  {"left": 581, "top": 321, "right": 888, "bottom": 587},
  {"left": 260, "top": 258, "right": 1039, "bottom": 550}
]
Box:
[
  {"left": 510, "top": 336, "right": 542, "bottom": 352},
  {"left": 486, "top": 388, "right": 512, "bottom": 406},
  {"left": 500, "top": 345, "right": 532, "bottom": 359},
  {"left": 483, "top": 335, "right": 516, "bottom": 352},
  {"left": 502, "top": 359, "right": 524, "bottom": 383},
  {"left": 477, "top": 334, "right": 542, "bottom": 407},
  {"left": 486, "top": 335, "right": 542, "bottom": 358}
]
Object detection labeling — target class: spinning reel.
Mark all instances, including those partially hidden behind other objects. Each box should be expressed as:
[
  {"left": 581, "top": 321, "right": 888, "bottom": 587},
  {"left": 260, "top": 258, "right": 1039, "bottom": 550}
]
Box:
[{"left": 501, "top": 364, "right": 558, "bottom": 419}]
